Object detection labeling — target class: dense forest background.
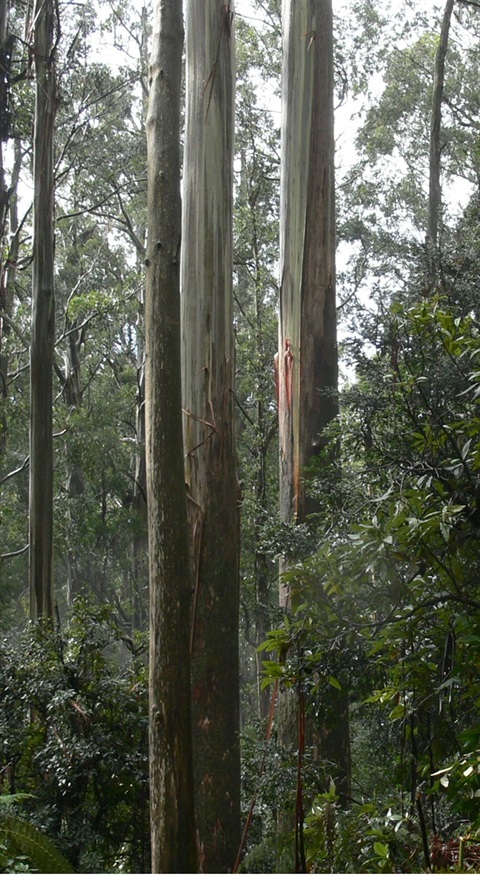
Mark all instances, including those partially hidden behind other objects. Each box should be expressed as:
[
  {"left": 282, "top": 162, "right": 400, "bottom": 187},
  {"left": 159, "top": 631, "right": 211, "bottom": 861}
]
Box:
[{"left": 1, "top": 0, "right": 480, "bottom": 872}]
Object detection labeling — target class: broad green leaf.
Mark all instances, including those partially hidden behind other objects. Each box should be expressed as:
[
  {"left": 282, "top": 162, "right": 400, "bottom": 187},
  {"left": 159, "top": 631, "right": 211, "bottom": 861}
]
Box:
[
  {"left": 373, "top": 842, "right": 389, "bottom": 858},
  {"left": 327, "top": 675, "right": 342, "bottom": 691}
]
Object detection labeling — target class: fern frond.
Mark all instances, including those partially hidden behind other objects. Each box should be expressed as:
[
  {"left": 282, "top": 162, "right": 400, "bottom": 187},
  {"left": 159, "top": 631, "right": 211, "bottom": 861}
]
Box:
[{"left": 0, "top": 814, "right": 75, "bottom": 874}]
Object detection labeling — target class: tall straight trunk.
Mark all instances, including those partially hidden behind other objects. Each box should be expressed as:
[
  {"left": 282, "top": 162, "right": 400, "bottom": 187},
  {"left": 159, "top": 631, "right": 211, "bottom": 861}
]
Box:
[
  {"left": 428, "top": 0, "right": 454, "bottom": 250},
  {"left": 426, "top": 0, "right": 454, "bottom": 288},
  {"left": 279, "top": 0, "right": 338, "bottom": 543},
  {"left": 0, "top": 138, "right": 22, "bottom": 462},
  {"left": 0, "top": 0, "right": 9, "bottom": 248},
  {"left": 0, "top": 0, "right": 7, "bottom": 460},
  {"left": 145, "top": 0, "right": 196, "bottom": 871},
  {"left": 129, "top": 0, "right": 149, "bottom": 630},
  {"left": 132, "top": 277, "right": 148, "bottom": 630},
  {"left": 131, "top": 4, "right": 149, "bottom": 633},
  {"left": 277, "top": 0, "right": 350, "bottom": 801},
  {"left": 0, "top": 9, "right": 21, "bottom": 464},
  {"left": 62, "top": 299, "right": 86, "bottom": 604},
  {"left": 29, "top": 0, "right": 57, "bottom": 620},
  {"left": 181, "top": 1, "right": 240, "bottom": 870}
]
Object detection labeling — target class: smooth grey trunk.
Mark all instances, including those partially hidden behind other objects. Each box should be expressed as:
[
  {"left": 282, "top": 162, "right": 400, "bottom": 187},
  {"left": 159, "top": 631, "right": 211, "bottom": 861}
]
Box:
[
  {"left": 426, "top": 0, "right": 454, "bottom": 287},
  {"left": 132, "top": 273, "right": 148, "bottom": 631},
  {"left": 62, "top": 304, "right": 86, "bottom": 605},
  {"left": 0, "top": 7, "right": 21, "bottom": 463},
  {"left": 145, "top": 0, "right": 196, "bottom": 870},
  {"left": 0, "top": 138, "right": 22, "bottom": 462},
  {"left": 181, "top": 1, "right": 240, "bottom": 870},
  {"left": 131, "top": 4, "right": 149, "bottom": 633},
  {"left": 29, "top": 0, "right": 56, "bottom": 620},
  {"left": 0, "top": 0, "right": 9, "bottom": 249}
]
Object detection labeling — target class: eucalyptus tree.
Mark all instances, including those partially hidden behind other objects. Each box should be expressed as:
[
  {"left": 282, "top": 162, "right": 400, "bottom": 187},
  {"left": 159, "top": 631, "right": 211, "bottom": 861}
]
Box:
[
  {"left": 29, "top": 0, "right": 58, "bottom": 620},
  {"left": 181, "top": 0, "right": 240, "bottom": 869},
  {"left": 278, "top": 0, "right": 338, "bottom": 577},
  {"left": 427, "top": 0, "right": 455, "bottom": 265},
  {"left": 0, "top": 3, "right": 19, "bottom": 453},
  {"left": 145, "top": 0, "right": 196, "bottom": 869},
  {"left": 277, "top": 0, "right": 350, "bottom": 805}
]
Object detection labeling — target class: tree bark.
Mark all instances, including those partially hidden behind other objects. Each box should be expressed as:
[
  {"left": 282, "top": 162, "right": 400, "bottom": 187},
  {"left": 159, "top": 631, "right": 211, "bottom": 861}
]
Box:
[
  {"left": 145, "top": 0, "right": 197, "bottom": 870},
  {"left": 181, "top": 1, "right": 241, "bottom": 870},
  {"left": 426, "top": 0, "right": 455, "bottom": 292},
  {"left": 279, "top": 0, "right": 338, "bottom": 544},
  {"left": 29, "top": 0, "right": 57, "bottom": 620},
  {"left": 277, "top": 0, "right": 351, "bottom": 802},
  {"left": 427, "top": 0, "right": 454, "bottom": 255},
  {"left": 0, "top": 137, "right": 22, "bottom": 462},
  {"left": 131, "top": 4, "right": 149, "bottom": 633}
]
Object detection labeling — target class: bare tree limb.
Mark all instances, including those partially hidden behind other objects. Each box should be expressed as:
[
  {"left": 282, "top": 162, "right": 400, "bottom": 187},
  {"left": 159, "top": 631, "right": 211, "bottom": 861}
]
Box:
[
  {"left": 1, "top": 543, "right": 29, "bottom": 560},
  {"left": 0, "top": 455, "right": 29, "bottom": 485}
]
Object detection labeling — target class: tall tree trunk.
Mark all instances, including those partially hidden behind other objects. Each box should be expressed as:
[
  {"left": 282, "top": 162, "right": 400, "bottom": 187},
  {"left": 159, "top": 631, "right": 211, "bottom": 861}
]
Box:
[
  {"left": 131, "top": 3, "right": 149, "bottom": 633},
  {"left": 62, "top": 302, "right": 86, "bottom": 605},
  {"left": 29, "top": 0, "right": 57, "bottom": 620},
  {"left": 277, "top": 0, "right": 351, "bottom": 801},
  {"left": 132, "top": 271, "right": 148, "bottom": 631},
  {"left": 181, "top": 1, "right": 240, "bottom": 870},
  {"left": 145, "top": 0, "right": 197, "bottom": 871},
  {"left": 0, "top": 7, "right": 20, "bottom": 464},
  {"left": 426, "top": 0, "right": 454, "bottom": 290},
  {"left": 0, "top": 138, "right": 22, "bottom": 462},
  {"left": 0, "top": 0, "right": 10, "bottom": 251}
]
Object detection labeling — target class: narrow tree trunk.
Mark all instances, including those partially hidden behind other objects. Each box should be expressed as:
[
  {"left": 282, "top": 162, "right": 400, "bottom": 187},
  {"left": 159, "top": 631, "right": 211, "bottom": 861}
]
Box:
[
  {"left": 132, "top": 315, "right": 148, "bottom": 630},
  {"left": 145, "top": 0, "right": 196, "bottom": 871},
  {"left": 0, "top": 0, "right": 10, "bottom": 249},
  {"left": 0, "top": 138, "right": 22, "bottom": 462},
  {"left": 0, "top": 0, "right": 7, "bottom": 462},
  {"left": 62, "top": 309, "right": 86, "bottom": 605},
  {"left": 0, "top": 9, "right": 22, "bottom": 464},
  {"left": 277, "top": 0, "right": 351, "bottom": 802},
  {"left": 131, "top": 3, "right": 149, "bottom": 633},
  {"left": 181, "top": 2, "right": 240, "bottom": 870},
  {"left": 426, "top": 0, "right": 454, "bottom": 289},
  {"left": 29, "top": 0, "right": 57, "bottom": 620}
]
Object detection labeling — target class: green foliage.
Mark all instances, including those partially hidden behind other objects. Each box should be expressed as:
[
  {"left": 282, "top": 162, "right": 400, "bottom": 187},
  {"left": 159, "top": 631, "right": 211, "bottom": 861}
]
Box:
[
  {"left": 251, "top": 298, "right": 480, "bottom": 869},
  {"left": 0, "top": 603, "right": 149, "bottom": 873},
  {"left": 304, "top": 796, "right": 423, "bottom": 873}
]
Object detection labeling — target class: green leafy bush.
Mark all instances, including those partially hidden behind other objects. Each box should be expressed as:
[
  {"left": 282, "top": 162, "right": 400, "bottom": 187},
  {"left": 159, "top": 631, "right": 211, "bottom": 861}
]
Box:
[{"left": 0, "top": 602, "right": 149, "bottom": 873}]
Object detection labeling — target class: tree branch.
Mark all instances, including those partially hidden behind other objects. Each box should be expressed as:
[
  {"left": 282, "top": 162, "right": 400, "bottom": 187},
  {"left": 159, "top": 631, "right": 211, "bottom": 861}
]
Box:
[
  {"left": 0, "top": 455, "right": 29, "bottom": 486},
  {"left": 1, "top": 543, "right": 29, "bottom": 560}
]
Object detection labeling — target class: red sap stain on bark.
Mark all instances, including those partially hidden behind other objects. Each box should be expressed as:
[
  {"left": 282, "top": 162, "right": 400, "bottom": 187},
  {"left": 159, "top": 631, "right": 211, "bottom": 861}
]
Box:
[{"left": 284, "top": 339, "right": 294, "bottom": 411}]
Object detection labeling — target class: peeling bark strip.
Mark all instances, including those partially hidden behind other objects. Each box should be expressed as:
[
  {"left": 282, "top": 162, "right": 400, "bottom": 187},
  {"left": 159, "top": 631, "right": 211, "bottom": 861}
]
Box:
[
  {"left": 181, "top": 1, "right": 241, "bottom": 871},
  {"left": 145, "top": 0, "right": 196, "bottom": 871},
  {"left": 29, "top": 0, "right": 57, "bottom": 620}
]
